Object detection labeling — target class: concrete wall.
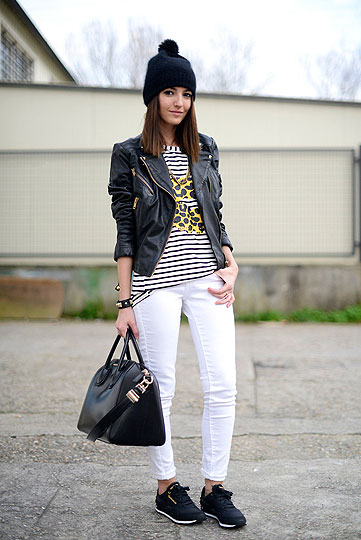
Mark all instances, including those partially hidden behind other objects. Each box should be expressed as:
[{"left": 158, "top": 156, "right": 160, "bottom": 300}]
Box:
[
  {"left": 1, "top": 264, "right": 360, "bottom": 317},
  {"left": 1, "top": 83, "right": 361, "bottom": 150}
]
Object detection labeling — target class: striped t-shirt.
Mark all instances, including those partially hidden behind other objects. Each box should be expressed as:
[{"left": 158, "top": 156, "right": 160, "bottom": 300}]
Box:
[{"left": 131, "top": 145, "right": 217, "bottom": 302}]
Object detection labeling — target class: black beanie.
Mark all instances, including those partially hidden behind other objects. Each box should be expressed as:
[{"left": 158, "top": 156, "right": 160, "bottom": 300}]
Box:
[{"left": 143, "top": 39, "right": 196, "bottom": 106}]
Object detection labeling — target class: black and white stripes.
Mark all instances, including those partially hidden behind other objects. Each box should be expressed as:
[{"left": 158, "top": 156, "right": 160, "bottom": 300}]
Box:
[{"left": 132, "top": 145, "right": 217, "bottom": 295}]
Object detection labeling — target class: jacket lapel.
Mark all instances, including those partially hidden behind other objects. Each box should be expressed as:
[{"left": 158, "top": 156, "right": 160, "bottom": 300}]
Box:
[
  {"left": 139, "top": 152, "right": 174, "bottom": 198},
  {"left": 138, "top": 145, "right": 212, "bottom": 201}
]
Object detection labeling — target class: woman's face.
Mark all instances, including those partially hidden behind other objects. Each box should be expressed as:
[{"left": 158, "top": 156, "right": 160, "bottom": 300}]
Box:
[{"left": 158, "top": 87, "right": 193, "bottom": 128}]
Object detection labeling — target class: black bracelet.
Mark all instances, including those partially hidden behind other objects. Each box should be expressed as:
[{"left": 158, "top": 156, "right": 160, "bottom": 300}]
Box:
[{"left": 116, "top": 298, "right": 133, "bottom": 309}]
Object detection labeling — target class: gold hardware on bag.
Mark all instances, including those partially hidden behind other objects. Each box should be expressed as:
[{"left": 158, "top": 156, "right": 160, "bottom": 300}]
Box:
[
  {"left": 126, "top": 389, "right": 140, "bottom": 403},
  {"left": 126, "top": 373, "right": 154, "bottom": 403}
]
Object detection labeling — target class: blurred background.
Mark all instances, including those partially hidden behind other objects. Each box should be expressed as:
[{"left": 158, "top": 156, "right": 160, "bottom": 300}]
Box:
[{"left": 1, "top": 0, "right": 361, "bottom": 319}]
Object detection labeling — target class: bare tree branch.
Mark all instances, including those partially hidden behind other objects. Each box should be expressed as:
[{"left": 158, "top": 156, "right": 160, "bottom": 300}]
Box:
[
  {"left": 191, "top": 29, "right": 271, "bottom": 95},
  {"left": 65, "top": 20, "right": 267, "bottom": 95},
  {"left": 123, "top": 20, "right": 163, "bottom": 88},
  {"left": 64, "top": 31, "right": 90, "bottom": 85},
  {"left": 65, "top": 18, "right": 163, "bottom": 88},
  {"left": 302, "top": 43, "right": 361, "bottom": 101},
  {"left": 209, "top": 33, "right": 254, "bottom": 92}
]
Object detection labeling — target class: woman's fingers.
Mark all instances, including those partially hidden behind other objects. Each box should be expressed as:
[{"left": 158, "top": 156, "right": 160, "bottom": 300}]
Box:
[
  {"left": 128, "top": 318, "right": 139, "bottom": 340},
  {"left": 215, "top": 292, "right": 235, "bottom": 308},
  {"left": 208, "top": 285, "right": 232, "bottom": 297},
  {"left": 116, "top": 325, "right": 128, "bottom": 338},
  {"left": 115, "top": 308, "right": 139, "bottom": 339},
  {"left": 215, "top": 292, "right": 234, "bottom": 304},
  {"left": 208, "top": 284, "right": 235, "bottom": 308}
]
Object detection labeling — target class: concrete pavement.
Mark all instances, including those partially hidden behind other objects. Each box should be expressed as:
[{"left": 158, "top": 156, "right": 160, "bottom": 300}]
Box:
[{"left": 0, "top": 319, "right": 360, "bottom": 539}]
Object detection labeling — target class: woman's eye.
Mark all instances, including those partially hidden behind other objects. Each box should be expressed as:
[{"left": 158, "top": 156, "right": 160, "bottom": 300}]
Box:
[
  {"left": 164, "top": 90, "right": 173, "bottom": 95},
  {"left": 184, "top": 93, "right": 192, "bottom": 98}
]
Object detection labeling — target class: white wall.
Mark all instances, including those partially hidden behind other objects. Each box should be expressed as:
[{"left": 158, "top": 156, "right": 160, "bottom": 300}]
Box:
[{"left": 1, "top": 84, "right": 361, "bottom": 151}]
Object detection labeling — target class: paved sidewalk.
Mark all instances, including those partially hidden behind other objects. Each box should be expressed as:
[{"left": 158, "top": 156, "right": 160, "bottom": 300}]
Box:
[{"left": 0, "top": 319, "right": 360, "bottom": 540}]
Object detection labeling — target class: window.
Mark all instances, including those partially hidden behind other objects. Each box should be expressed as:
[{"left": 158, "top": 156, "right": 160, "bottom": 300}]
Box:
[{"left": 1, "top": 27, "right": 33, "bottom": 82}]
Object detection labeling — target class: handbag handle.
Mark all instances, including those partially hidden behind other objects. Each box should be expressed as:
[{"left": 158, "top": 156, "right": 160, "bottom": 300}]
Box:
[
  {"left": 104, "top": 329, "right": 146, "bottom": 370},
  {"left": 126, "top": 328, "right": 146, "bottom": 370},
  {"left": 98, "top": 329, "right": 146, "bottom": 385}
]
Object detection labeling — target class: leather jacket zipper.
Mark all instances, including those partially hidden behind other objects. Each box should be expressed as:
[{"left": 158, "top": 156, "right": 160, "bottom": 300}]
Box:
[
  {"left": 131, "top": 167, "right": 154, "bottom": 194},
  {"left": 133, "top": 196, "right": 139, "bottom": 210},
  {"left": 140, "top": 156, "right": 176, "bottom": 276},
  {"left": 139, "top": 156, "right": 175, "bottom": 201}
]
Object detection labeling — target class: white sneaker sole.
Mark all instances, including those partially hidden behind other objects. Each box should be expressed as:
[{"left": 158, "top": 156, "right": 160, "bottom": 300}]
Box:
[
  {"left": 156, "top": 508, "right": 202, "bottom": 525},
  {"left": 204, "top": 511, "right": 245, "bottom": 528}
]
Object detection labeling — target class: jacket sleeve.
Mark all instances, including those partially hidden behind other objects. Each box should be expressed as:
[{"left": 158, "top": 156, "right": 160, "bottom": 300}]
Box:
[
  {"left": 211, "top": 138, "right": 234, "bottom": 252},
  {"left": 107, "top": 143, "right": 135, "bottom": 262}
]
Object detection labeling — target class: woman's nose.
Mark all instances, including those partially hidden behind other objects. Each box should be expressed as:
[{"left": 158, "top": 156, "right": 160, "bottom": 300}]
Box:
[{"left": 173, "top": 94, "right": 184, "bottom": 107}]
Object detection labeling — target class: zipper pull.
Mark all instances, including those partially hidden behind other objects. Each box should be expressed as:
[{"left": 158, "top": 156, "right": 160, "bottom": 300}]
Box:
[
  {"left": 133, "top": 196, "right": 139, "bottom": 210},
  {"left": 131, "top": 167, "right": 136, "bottom": 176}
]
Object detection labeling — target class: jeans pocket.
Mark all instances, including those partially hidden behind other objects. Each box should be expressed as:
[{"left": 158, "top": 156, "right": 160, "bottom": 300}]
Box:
[{"left": 210, "top": 272, "right": 225, "bottom": 284}]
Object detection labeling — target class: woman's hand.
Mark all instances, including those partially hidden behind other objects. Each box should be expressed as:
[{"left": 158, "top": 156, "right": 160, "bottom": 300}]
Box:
[
  {"left": 208, "top": 262, "right": 238, "bottom": 308},
  {"left": 115, "top": 307, "right": 139, "bottom": 339}
]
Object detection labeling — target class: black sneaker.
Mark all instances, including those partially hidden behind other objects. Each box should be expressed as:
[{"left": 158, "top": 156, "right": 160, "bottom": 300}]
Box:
[
  {"left": 200, "top": 484, "right": 247, "bottom": 528},
  {"left": 155, "top": 481, "right": 206, "bottom": 525}
]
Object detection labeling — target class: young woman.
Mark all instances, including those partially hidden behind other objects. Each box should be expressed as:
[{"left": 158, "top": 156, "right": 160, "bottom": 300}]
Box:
[{"left": 108, "top": 39, "right": 246, "bottom": 529}]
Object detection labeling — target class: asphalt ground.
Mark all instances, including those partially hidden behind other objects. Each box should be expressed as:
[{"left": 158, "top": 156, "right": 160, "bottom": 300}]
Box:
[{"left": 0, "top": 319, "right": 360, "bottom": 540}]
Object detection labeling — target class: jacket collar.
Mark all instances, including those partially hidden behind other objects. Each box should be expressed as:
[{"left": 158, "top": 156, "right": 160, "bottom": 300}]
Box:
[{"left": 139, "top": 143, "right": 212, "bottom": 198}]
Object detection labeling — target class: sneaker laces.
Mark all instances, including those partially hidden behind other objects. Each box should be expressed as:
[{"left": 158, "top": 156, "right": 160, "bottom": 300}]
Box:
[
  {"left": 169, "top": 483, "right": 194, "bottom": 506},
  {"left": 212, "top": 485, "right": 235, "bottom": 509}
]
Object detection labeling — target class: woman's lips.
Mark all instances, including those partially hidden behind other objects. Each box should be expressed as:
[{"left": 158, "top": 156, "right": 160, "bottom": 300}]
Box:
[{"left": 170, "top": 111, "right": 183, "bottom": 115}]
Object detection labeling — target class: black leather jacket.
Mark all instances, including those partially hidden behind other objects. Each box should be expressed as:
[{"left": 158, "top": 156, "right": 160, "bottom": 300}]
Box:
[{"left": 108, "top": 132, "right": 233, "bottom": 277}]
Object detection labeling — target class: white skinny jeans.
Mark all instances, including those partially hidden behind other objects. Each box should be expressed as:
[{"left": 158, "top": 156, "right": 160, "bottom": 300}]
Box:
[{"left": 133, "top": 272, "right": 237, "bottom": 481}]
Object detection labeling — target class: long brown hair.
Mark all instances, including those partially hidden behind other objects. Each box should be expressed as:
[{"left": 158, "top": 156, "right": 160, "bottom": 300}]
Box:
[{"left": 141, "top": 95, "right": 200, "bottom": 162}]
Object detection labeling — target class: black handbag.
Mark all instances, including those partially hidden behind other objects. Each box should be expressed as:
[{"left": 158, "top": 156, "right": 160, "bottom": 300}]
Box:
[{"left": 77, "top": 328, "right": 166, "bottom": 446}]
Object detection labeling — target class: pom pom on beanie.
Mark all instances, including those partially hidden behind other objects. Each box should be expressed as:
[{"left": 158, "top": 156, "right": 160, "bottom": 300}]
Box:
[{"left": 158, "top": 39, "right": 179, "bottom": 55}]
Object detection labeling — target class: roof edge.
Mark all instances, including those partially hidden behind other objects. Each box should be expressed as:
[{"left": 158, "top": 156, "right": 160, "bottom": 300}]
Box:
[
  {"left": 2, "top": 0, "right": 77, "bottom": 83},
  {"left": 1, "top": 81, "right": 361, "bottom": 107}
]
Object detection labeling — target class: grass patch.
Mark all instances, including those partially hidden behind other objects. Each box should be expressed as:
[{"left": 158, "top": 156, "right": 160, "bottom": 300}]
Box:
[
  {"left": 67, "top": 302, "right": 361, "bottom": 323},
  {"left": 235, "top": 304, "right": 361, "bottom": 323},
  {"left": 68, "top": 300, "right": 114, "bottom": 320}
]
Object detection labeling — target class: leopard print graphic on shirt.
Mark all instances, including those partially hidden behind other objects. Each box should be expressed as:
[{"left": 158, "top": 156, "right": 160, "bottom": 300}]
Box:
[{"left": 171, "top": 177, "right": 205, "bottom": 234}]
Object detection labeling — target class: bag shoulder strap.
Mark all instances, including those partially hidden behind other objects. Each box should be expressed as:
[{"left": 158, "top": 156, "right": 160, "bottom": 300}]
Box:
[{"left": 87, "top": 392, "right": 136, "bottom": 442}]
